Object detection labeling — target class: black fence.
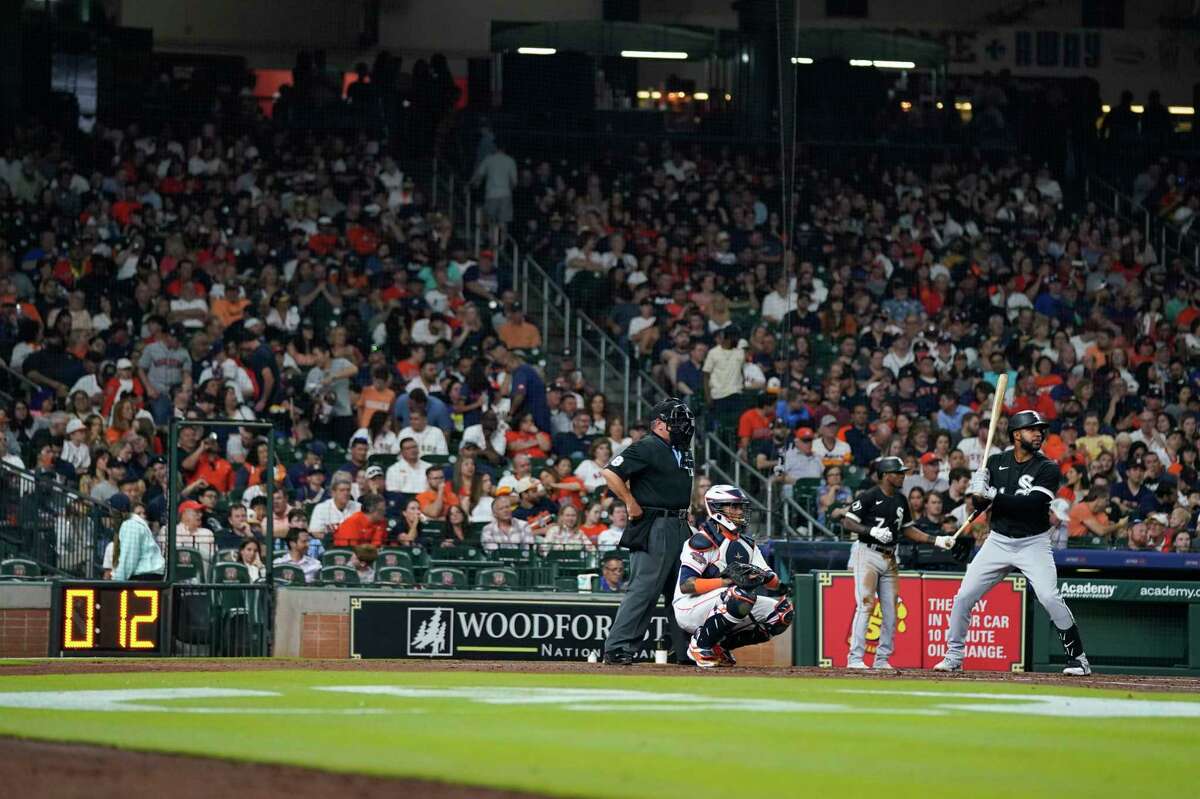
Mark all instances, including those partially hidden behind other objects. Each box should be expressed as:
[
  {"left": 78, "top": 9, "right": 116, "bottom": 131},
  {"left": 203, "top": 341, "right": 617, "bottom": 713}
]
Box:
[
  {"left": 171, "top": 583, "right": 273, "bottom": 657},
  {"left": 0, "top": 459, "right": 122, "bottom": 578}
]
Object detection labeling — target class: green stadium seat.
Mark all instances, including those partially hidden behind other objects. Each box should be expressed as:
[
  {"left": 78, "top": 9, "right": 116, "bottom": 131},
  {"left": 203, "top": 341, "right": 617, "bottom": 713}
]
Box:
[
  {"left": 554, "top": 575, "right": 579, "bottom": 592},
  {"left": 476, "top": 566, "right": 519, "bottom": 590},
  {"left": 489, "top": 546, "right": 535, "bottom": 563},
  {"left": 212, "top": 561, "right": 252, "bottom": 584},
  {"left": 418, "top": 520, "right": 447, "bottom": 540},
  {"left": 272, "top": 563, "right": 307, "bottom": 584},
  {"left": 408, "top": 544, "right": 432, "bottom": 572},
  {"left": 377, "top": 548, "right": 413, "bottom": 569},
  {"left": 0, "top": 558, "right": 40, "bottom": 579},
  {"left": 425, "top": 566, "right": 467, "bottom": 589},
  {"left": 376, "top": 566, "right": 416, "bottom": 586},
  {"left": 320, "top": 565, "right": 360, "bottom": 585},
  {"left": 174, "top": 547, "right": 205, "bottom": 582},
  {"left": 516, "top": 563, "right": 556, "bottom": 589},
  {"left": 424, "top": 454, "right": 454, "bottom": 466},
  {"left": 368, "top": 453, "right": 397, "bottom": 470},
  {"left": 215, "top": 548, "right": 239, "bottom": 563},
  {"left": 321, "top": 548, "right": 354, "bottom": 567}
]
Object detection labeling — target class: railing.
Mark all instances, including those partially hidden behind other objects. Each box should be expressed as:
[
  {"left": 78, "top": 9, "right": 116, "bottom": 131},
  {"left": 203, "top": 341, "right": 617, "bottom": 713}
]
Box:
[
  {"left": 172, "top": 583, "right": 273, "bottom": 657},
  {"left": 0, "top": 362, "right": 38, "bottom": 401},
  {"left": 1085, "top": 174, "right": 1200, "bottom": 277},
  {"left": 0, "top": 459, "right": 123, "bottom": 578}
]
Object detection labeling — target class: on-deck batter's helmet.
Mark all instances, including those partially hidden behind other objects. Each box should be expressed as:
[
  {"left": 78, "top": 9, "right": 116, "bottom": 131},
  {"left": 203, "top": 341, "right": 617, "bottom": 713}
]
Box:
[
  {"left": 1009, "top": 410, "right": 1050, "bottom": 436},
  {"left": 704, "top": 484, "right": 752, "bottom": 536},
  {"left": 874, "top": 456, "right": 910, "bottom": 474}
]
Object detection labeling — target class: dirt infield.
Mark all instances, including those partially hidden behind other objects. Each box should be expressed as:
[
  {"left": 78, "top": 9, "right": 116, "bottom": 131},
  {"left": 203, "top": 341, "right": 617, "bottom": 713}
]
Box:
[
  {"left": 0, "top": 737, "right": 549, "bottom": 799},
  {"left": 4, "top": 657, "right": 1200, "bottom": 693}
]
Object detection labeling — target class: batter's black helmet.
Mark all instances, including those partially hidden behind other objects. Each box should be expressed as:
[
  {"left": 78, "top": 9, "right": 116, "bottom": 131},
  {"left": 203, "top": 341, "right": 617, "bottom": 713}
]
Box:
[
  {"left": 1009, "top": 410, "right": 1050, "bottom": 435},
  {"left": 875, "top": 456, "right": 910, "bottom": 474}
]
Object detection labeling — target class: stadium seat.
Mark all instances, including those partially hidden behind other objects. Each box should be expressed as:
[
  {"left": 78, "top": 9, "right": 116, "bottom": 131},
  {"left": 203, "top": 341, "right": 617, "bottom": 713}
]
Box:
[
  {"left": 212, "top": 561, "right": 252, "bottom": 584},
  {"left": 0, "top": 558, "right": 40, "bottom": 579},
  {"left": 320, "top": 565, "right": 360, "bottom": 585},
  {"left": 554, "top": 575, "right": 579, "bottom": 592},
  {"left": 376, "top": 548, "right": 413, "bottom": 569},
  {"left": 321, "top": 548, "right": 354, "bottom": 567},
  {"left": 488, "top": 546, "right": 534, "bottom": 563},
  {"left": 174, "top": 547, "right": 206, "bottom": 582},
  {"left": 272, "top": 563, "right": 307, "bottom": 584},
  {"left": 418, "top": 520, "right": 447, "bottom": 540},
  {"left": 424, "top": 454, "right": 454, "bottom": 466},
  {"left": 476, "top": 566, "right": 519, "bottom": 590},
  {"left": 368, "top": 454, "right": 397, "bottom": 470},
  {"left": 425, "top": 566, "right": 467, "bottom": 589},
  {"left": 516, "top": 563, "right": 556, "bottom": 590},
  {"left": 215, "top": 548, "right": 239, "bottom": 563},
  {"left": 376, "top": 566, "right": 416, "bottom": 586}
]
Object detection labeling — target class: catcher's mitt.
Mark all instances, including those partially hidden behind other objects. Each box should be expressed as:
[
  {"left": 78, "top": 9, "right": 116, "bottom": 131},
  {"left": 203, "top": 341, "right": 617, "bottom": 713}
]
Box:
[
  {"left": 722, "top": 561, "right": 770, "bottom": 590},
  {"left": 950, "top": 535, "right": 974, "bottom": 565}
]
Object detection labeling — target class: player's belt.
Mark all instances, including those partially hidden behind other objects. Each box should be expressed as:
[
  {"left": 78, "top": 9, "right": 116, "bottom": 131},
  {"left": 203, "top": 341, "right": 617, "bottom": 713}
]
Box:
[
  {"left": 640, "top": 507, "right": 688, "bottom": 519},
  {"left": 862, "top": 541, "right": 897, "bottom": 555}
]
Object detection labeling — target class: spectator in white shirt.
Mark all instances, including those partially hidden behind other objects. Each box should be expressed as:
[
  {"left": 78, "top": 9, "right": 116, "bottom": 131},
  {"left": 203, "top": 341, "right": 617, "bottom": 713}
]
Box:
[
  {"left": 308, "top": 477, "right": 361, "bottom": 548},
  {"left": 386, "top": 437, "right": 431, "bottom": 493},
  {"left": 480, "top": 493, "right": 535, "bottom": 551},
  {"left": 61, "top": 418, "right": 91, "bottom": 472},
  {"left": 627, "top": 299, "right": 660, "bottom": 357},
  {"left": 398, "top": 409, "right": 448, "bottom": 456},
  {"left": 596, "top": 503, "right": 628, "bottom": 550},
  {"left": 761, "top": 273, "right": 798, "bottom": 324},
  {"left": 574, "top": 439, "right": 611, "bottom": 493},
  {"left": 461, "top": 410, "right": 508, "bottom": 465}
]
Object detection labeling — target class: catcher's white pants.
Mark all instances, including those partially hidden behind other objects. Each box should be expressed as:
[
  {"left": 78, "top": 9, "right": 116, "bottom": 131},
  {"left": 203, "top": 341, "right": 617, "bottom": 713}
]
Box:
[
  {"left": 848, "top": 542, "right": 898, "bottom": 665},
  {"left": 673, "top": 588, "right": 784, "bottom": 635}
]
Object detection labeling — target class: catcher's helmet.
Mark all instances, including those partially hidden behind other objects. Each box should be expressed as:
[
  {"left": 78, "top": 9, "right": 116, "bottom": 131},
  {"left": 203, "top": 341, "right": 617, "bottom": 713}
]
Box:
[
  {"left": 1009, "top": 410, "right": 1049, "bottom": 436},
  {"left": 874, "top": 456, "right": 910, "bottom": 474},
  {"left": 704, "top": 484, "right": 751, "bottom": 536}
]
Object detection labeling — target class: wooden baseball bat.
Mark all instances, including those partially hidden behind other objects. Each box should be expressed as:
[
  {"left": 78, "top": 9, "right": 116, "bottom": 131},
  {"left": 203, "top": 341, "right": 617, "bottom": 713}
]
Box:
[{"left": 950, "top": 371, "right": 1007, "bottom": 541}]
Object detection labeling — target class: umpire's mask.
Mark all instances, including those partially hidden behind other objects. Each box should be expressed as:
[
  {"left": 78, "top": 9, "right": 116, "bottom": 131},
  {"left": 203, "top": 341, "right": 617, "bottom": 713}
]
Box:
[{"left": 653, "top": 398, "right": 695, "bottom": 449}]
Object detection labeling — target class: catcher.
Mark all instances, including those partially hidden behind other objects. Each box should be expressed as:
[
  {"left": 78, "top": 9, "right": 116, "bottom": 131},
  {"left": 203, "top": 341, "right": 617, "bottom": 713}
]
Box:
[
  {"left": 839, "top": 457, "right": 960, "bottom": 669},
  {"left": 673, "top": 484, "right": 793, "bottom": 668}
]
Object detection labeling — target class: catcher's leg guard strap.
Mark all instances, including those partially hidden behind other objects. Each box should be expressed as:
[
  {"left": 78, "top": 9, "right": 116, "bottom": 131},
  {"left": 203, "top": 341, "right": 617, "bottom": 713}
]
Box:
[
  {"left": 694, "top": 612, "right": 735, "bottom": 648},
  {"left": 764, "top": 597, "right": 794, "bottom": 636},
  {"left": 721, "top": 627, "right": 771, "bottom": 651},
  {"left": 1057, "top": 623, "right": 1085, "bottom": 659}
]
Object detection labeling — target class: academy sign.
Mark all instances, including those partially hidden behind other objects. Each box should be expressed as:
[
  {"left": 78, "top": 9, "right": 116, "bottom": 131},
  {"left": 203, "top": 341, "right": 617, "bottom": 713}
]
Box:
[{"left": 352, "top": 595, "right": 671, "bottom": 661}]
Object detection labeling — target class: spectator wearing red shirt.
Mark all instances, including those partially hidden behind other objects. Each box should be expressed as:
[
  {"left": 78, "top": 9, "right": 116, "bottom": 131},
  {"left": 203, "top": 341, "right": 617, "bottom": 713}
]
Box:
[
  {"left": 1007, "top": 373, "right": 1057, "bottom": 420},
  {"left": 416, "top": 467, "right": 458, "bottom": 519},
  {"left": 333, "top": 494, "right": 388, "bottom": 547},
  {"left": 737, "top": 394, "right": 774, "bottom": 455},
  {"left": 506, "top": 412, "right": 551, "bottom": 459},
  {"left": 101, "top": 358, "right": 146, "bottom": 418}
]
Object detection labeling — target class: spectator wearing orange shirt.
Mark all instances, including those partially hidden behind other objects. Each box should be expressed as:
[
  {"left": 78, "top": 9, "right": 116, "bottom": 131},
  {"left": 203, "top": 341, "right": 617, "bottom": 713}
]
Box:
[
  {"left": 333, "top": 494, "right": 388, "bottom": 547},
  {"left": 356, "top": 367, "right": 396, "bottom": 429},
  {"left": 736, "top": 393, "right": 774, "bottom": 456},
  {"left": 1067, "top": 488, "right": 1127, "bottom": 539},
  {"left": 416, "top": 466, "right": 458, "bottom": 520},
  {"left": 506, "top": 412, "right": 551, "bottom": 458},
  {"left": 496, "top": 303, "right": 542, "bottom": 351},
  {"left": 542, "top": 456, "right": 586, "bottom": 511},
  {"left": 190, "top": 432, "right": 235, "bottom": 493}
]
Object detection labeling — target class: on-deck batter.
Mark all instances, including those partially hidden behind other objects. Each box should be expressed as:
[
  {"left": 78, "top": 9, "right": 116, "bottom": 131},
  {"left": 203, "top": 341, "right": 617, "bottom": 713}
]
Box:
[
  {"left": 840, "top": 456, "right": 954, "bottom": 669},
  {"left": 934, "top": 410, "right": 1091, "bottom": 675}
]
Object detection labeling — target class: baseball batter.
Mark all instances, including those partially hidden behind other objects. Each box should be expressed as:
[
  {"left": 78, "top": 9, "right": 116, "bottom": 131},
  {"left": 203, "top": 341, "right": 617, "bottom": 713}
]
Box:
[
  {"left": 934, "top": 410, "right": 1091, "bottom": 675},
  {"left": 674, "top": 485, "right": 793, "bottom": 668},
  {"left": 840, "top": 457, "right": 955, "bottom": 669}
]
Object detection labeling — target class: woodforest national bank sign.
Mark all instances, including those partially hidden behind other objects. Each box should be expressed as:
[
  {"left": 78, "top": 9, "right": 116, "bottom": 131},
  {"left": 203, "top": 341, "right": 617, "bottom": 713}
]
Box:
[{"left": 349, "top": 594, "right": 671, "bottom": 660}]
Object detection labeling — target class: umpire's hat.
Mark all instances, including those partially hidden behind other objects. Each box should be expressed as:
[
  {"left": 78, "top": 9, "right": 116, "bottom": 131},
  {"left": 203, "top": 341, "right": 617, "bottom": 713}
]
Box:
[
  {"left": 874, "top": 456, "right": 910, "bottom": 474},
  {"left": 1009, "top": 410, "right": 1049, "bottom": 435}
]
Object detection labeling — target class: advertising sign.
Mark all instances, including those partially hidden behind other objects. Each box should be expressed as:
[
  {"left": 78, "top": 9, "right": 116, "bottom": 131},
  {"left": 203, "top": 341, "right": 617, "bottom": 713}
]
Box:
[
  {"left": 350, "top": 594, "right": 670, "bottom": 660},
  {"left": 816, "top": 572, "right": 1026, "bottom": 672}
]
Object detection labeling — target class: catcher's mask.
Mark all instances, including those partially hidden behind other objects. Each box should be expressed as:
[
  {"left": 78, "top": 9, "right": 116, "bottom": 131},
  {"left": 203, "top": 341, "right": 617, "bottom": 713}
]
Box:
[
  {"left": 704, "top": 484, "right": 752, "bottom": 536},
  {"left": 652, "top": 397, "right": 696, "bottom": 449}
]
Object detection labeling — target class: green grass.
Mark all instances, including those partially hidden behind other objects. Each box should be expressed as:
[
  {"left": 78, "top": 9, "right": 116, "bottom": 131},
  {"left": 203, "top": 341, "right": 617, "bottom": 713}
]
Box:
[{"left": 0, "top": 668, "right": 1195, "bottom": 797}]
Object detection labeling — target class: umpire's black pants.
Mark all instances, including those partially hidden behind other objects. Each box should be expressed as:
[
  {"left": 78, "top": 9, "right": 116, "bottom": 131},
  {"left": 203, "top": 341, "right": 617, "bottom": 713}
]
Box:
[{"left": 604, "top": 517, "right": 689, "bottom": 657}]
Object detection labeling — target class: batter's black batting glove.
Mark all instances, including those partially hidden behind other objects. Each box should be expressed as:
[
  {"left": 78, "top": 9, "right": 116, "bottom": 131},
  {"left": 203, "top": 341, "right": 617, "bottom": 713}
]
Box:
[
  {"left": 969, "top": 494, "right": 992, "bottom": 512},
  {"left": 950, "top": 536, "right": 974, "bottom": 565}
]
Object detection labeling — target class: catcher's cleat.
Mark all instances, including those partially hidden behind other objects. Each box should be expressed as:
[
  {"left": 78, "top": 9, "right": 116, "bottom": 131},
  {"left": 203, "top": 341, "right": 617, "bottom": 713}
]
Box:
[
  {"left": 932, "top": 658, "right": 962, "bottom": 672},
  {"left": 1063, "top": 655, "right": 1092, "bottom": 676},
  {"left": 712, "top": 644, "right": 736, "bottom": 667},
  {"left": 688, "top": 639, "right": 721, "bottom": 669}
]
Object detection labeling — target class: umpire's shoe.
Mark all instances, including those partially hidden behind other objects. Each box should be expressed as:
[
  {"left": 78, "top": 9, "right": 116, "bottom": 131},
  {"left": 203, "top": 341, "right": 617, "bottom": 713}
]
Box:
[
  {"left": 932, "top": 657, "right": 962, "bottom": 672},
  {"left": 603, "top": 650, "right": 634, "bottom": 666},
  {"left": 1063, "top": 655, "right": 1092, "bottom": 676}
]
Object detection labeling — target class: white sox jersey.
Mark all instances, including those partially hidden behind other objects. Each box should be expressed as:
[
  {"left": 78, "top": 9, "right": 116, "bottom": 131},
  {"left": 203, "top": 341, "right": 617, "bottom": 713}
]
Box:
[
  {"left": 673, "top": 523, "right": 770, "bottom": 607},
  {"left": 981, "top": 449, "right": 1060, "bottom": 538}
]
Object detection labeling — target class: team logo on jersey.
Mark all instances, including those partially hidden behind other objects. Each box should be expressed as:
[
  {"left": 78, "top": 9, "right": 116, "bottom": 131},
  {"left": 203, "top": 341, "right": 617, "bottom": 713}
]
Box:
[
  {"left": 407, "top": 607, "right": 454, "bottom": 657},
  {"left": 1015, "top": 475, "right": 1035, "bottom": 496}
]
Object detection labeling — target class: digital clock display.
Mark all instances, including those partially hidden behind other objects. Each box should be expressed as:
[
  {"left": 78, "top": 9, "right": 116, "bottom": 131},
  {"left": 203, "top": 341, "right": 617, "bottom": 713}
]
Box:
[{"left": 51, "top": 582, "right": 168, "bottom": 656}]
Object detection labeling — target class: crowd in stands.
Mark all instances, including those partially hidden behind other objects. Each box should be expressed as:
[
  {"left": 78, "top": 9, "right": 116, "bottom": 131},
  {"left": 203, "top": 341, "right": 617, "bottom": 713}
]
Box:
[{"left": 2, "top": 93, "right": 1200, "bottom": 587}]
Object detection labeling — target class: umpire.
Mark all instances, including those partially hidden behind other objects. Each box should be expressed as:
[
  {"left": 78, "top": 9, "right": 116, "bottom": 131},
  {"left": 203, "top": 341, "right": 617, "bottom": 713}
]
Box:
[{"left": 602, "top": 398, "right": 696, "bottom": 665}]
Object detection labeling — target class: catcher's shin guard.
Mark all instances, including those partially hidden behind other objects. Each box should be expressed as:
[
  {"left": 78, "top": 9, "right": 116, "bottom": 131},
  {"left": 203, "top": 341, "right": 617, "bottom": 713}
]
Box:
[
  {"left": 720, "top": 627, "right": 771, "bottom": 651},
  {"left": 694, "top": 588, "right": 754, "bottom": 648}
]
